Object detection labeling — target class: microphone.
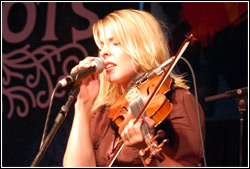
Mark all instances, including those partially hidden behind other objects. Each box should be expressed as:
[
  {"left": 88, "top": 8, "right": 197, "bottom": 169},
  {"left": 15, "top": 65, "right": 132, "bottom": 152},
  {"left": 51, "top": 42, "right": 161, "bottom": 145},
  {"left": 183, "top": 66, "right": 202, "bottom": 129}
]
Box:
[
  {"left": 205, "top": 87, "right": 248, "bottom": 102},
  {"left": 57, "top": 57, "right": 105, "bottom": 88}
]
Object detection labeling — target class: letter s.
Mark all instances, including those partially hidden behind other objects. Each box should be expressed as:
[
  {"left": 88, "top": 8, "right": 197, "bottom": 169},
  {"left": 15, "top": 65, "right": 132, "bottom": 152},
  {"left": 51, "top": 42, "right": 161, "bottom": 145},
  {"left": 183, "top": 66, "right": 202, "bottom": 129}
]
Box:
[{"left": 71, "top": 3, "right": 99, "bottom": 43}]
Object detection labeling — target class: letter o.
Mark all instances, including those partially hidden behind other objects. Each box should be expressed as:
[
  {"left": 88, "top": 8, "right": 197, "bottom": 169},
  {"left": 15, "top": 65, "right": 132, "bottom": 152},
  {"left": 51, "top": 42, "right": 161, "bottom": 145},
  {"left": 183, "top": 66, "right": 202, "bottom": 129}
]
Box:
[{"left": 3, "top": 2, "right": 36, "bottom": 43}]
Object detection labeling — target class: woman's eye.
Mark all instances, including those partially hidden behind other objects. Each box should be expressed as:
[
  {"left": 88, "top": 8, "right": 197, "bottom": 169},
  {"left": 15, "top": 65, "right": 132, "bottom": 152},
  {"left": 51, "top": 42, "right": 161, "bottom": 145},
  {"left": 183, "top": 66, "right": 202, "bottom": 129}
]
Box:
[{"left": 113, "top": 42, "right": 120, "bottom": 46}]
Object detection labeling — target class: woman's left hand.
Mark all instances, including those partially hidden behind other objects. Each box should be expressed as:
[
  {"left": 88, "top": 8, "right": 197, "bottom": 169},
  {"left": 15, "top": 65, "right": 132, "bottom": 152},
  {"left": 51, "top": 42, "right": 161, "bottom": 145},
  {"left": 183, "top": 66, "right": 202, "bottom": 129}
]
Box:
[{"left": 121, "top": 117, "right": 155, "bottom": 148}]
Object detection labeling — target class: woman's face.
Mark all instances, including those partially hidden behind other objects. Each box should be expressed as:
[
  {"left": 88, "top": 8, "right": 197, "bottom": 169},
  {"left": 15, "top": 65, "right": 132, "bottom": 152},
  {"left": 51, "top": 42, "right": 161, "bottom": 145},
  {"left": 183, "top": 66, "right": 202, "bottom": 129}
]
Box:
[{"left": 98, "top": 27, "right": 138, "bottom": 89}]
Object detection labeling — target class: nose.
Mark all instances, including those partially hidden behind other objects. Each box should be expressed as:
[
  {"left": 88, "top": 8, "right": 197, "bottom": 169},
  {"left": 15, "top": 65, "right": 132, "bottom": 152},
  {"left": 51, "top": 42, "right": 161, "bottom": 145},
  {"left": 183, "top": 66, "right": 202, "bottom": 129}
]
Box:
[{"left": 99, "top": 46, "right": 110, "bottom": 59}]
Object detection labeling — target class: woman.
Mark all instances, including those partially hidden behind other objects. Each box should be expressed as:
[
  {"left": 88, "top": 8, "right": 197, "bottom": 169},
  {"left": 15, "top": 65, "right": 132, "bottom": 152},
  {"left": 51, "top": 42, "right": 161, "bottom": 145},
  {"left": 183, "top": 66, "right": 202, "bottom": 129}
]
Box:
[{"left": 63, "top": 9, "right": 205, "bottom": 167}]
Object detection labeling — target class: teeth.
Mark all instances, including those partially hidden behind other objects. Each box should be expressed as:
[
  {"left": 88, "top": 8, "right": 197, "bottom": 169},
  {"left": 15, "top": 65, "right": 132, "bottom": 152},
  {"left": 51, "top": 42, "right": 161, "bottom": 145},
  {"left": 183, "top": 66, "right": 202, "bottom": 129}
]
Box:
[{"left": 106, "top": 64, "right": 114, "bottom": 69}]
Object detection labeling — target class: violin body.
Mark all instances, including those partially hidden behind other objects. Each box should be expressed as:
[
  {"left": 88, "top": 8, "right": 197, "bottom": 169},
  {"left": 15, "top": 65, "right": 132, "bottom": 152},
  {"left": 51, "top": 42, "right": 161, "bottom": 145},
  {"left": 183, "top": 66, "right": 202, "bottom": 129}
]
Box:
[{"left": 108, "top": 72, "right": 173, "bottom": 135}]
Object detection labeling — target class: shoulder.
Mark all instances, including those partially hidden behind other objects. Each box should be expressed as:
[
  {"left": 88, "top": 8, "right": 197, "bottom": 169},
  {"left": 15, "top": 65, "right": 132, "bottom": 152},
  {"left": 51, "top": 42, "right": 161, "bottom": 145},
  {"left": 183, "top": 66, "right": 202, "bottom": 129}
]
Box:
[
  {"left": 166, "top": 88, "right": 199, "bottom": 124},
  {"left": 167, "top": 87, "right": 205, "bottom": 130},
  {"left": 169, "top": 87, "right": 195, "bottom": 104}
]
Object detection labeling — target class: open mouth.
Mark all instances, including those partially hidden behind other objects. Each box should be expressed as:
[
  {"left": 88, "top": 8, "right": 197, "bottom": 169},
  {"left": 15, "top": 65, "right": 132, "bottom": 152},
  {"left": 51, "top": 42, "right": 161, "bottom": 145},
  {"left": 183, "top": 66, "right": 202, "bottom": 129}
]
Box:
[{"left": 105, "top": 62, "right": 116, "bottom": 72}]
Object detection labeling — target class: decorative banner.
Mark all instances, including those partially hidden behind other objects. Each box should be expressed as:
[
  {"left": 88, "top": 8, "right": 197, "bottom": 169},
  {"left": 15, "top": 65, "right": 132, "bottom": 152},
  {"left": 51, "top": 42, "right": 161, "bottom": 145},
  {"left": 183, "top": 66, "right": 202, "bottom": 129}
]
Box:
[
  {"left": 2, "top": 2, "right": 98, "bottom": 119},
  {"left": 2, "top": 2, "right": 139, "bottom": 166}
]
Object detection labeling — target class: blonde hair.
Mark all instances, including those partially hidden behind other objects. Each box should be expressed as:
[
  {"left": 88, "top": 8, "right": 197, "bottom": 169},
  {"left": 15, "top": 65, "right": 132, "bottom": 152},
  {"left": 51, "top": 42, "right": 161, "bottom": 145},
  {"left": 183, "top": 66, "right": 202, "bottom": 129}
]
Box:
[{"left": 92, "top": 9, "right": 189, "bottom": 113}]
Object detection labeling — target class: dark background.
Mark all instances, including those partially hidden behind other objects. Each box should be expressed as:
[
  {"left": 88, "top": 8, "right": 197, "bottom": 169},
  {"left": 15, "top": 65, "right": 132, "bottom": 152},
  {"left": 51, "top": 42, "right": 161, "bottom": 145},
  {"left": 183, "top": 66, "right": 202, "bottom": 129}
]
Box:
[{"left": 2, "top": 2, "right": 248, "bottom": 167}]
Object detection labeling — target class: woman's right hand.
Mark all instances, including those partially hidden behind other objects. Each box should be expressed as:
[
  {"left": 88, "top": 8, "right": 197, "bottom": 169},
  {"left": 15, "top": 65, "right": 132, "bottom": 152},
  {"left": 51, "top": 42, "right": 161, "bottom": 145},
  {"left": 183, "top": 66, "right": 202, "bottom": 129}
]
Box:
[
  {"left": 64, "top": 57, "right": 99, "bottom": 167},
  {"left": 71, "top": 57, "right": 100, "bottom": 106}
]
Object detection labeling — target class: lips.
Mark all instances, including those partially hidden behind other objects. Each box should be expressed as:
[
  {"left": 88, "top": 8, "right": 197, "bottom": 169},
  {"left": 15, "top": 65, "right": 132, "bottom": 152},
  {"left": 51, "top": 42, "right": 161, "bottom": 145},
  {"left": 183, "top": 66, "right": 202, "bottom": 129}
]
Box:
[{"left": 104, "top": 61, "right": 117, "bottom": 72}]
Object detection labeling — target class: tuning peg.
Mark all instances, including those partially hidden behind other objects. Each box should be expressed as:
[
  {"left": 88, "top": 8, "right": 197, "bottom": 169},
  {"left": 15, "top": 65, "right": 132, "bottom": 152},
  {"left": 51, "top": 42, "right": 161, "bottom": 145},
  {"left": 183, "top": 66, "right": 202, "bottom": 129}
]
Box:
[
  {"left": 158, "top": 139, "right": 169, "bottom": 148},
  {"left": 139, "top": 146, "right": 150, "bottom": 157},
  {"left": 145, "top": 155, "right": 153, "bottom": 165},
  {"left": 139, "top": 130, "right": 167, "bottom": 157},
  {"left": 154, "top": 130, "right": 165, "bottom": 139},
  {"left": 144, "top": 147, "right": 164, "bottom": 165},
  {"left": 139, "top": 133, "right": 169, "bottom": 165}
]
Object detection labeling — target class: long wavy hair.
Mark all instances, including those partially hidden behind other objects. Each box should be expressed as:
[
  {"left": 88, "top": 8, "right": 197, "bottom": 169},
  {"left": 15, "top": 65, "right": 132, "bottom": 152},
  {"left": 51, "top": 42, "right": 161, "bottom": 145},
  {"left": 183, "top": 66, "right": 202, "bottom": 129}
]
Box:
[{"left": 91, "top": 9, "right": 189, "bottom": 113}]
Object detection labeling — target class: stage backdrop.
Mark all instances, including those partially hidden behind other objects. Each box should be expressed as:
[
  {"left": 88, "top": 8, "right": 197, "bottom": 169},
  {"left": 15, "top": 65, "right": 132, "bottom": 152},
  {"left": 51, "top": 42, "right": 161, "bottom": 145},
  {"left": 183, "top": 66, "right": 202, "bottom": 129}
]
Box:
[
  {"left": 2, "top": 2, "right": 248, "bottom": 167},
  {"left": 2, "top": 2, "right": 140, "bottom": 166}
]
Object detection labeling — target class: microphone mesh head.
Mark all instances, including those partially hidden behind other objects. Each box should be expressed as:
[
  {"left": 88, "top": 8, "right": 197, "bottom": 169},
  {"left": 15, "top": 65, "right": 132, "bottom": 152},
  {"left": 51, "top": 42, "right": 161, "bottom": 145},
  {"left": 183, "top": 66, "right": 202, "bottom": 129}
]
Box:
[{"left": 94, "top": 57, "right": 105, "bottom": 74}]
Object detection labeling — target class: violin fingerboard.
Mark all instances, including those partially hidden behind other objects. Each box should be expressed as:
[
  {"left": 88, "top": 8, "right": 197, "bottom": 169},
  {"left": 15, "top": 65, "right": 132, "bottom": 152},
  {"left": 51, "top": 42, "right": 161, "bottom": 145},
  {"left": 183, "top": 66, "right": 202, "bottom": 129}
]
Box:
[
  {"left": 129, "top": 97, "right": 151, "bottom": 139},
  {"left": 129, "top": 96, "right": 144, "bottom": 118}
]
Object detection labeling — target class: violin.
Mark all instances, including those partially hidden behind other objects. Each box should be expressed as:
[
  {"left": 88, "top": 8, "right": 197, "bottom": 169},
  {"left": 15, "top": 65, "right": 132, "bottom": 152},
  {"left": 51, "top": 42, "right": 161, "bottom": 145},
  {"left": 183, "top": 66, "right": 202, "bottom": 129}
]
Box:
[
  {"left": 108, "top": 72, "right": 173, "bottom": 134},
  {"left": 106, "top": 34, "right": 195, "bottom": 167}
]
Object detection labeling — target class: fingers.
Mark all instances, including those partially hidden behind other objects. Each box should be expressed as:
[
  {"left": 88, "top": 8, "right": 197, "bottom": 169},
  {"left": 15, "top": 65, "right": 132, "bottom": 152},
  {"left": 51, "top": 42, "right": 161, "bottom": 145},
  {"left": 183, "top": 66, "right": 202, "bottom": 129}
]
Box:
[
  {"left": 71, "top": 57, "right": 96, "bottom": 74},
  {"left": 121, "top": 117, "right": 156, "bottom": 147},
  {"left": 121, "top": 119, "right": 144, "bottom": 146},
  {"left": 144, "top": 116, "right": 155, "bottom": 135},
  {"left": 71, "top": 57, "right": 100, "bottom": 103}
]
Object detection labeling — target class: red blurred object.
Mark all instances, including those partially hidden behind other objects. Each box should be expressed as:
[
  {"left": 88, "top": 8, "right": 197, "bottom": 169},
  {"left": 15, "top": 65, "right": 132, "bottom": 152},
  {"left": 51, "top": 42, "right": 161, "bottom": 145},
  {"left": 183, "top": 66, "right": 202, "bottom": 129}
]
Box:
[{"left": 181, "top": 2, "right": 248, "bottom": 47}]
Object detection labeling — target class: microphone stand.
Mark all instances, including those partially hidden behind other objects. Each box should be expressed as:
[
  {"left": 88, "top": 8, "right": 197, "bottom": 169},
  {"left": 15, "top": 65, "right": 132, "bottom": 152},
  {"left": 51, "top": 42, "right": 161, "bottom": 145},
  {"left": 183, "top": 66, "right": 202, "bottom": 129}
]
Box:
[
  {"left": 236, "top": 90, "right": 247, "bottom": 167},
  {"left": 30, "top": 85, "right": 80, "bottom": 167},
  {"left": 205, "top": 87, "right": 248, "bottom": 166}
]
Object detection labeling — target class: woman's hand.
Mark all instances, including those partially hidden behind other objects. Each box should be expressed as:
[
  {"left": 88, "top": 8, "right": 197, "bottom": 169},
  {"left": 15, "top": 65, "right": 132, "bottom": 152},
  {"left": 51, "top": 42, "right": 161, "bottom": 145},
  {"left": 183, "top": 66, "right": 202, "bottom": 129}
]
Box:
[
  {"left": 71, "top": 57, "right": 100, "bottom": 105},
  {"left": 63, "top": 57, "right": 99, "bottom": 167},
  {"left": 121, "top": 117, "right": 155, "bottom": 148}
]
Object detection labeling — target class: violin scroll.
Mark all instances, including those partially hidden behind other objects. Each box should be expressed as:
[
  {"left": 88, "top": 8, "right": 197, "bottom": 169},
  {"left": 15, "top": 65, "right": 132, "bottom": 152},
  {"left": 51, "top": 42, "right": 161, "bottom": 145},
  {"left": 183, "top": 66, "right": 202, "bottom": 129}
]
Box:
[{"left": 139, "top": 130, "right": 169, "bottom": 165}]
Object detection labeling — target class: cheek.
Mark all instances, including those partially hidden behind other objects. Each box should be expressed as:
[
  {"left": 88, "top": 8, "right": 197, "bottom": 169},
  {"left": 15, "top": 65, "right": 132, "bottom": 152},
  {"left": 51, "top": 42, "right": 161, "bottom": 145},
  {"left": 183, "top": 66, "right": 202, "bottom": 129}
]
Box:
[
  {"left": 105, "top": 61, "right": 137, "bottom": 84},
  {"left": 118, "top": 54, "right": 136, "bottom": 71},
  {"left": 119, "top": 62, "right": 138, "bottom": 80},
  {"left": 118, "top": 57, "right": 136, "bottom": 73}
]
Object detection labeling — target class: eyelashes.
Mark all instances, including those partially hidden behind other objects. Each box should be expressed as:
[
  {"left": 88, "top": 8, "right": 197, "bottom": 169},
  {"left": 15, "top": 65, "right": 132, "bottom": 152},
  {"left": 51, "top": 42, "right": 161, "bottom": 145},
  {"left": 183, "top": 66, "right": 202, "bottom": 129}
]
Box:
[{"left": 98, "top": 42, "right": 121, "bottom": 51}]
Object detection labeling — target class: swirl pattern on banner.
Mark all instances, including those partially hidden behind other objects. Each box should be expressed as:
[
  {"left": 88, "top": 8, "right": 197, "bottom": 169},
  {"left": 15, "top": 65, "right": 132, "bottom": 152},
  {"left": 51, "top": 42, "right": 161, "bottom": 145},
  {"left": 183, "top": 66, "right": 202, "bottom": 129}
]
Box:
[{"left": 2, "top": 43, "right": 88, "bottom": 119}]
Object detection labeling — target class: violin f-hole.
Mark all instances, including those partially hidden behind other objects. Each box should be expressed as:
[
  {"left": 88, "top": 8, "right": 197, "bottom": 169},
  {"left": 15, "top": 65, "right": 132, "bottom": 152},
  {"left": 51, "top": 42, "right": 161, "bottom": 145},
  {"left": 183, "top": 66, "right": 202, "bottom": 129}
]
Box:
[
  {"left": 113, "top": 115, "right": 125, "bottom": 127},
  {"left": 121, "top": 106, "right": 128, "bottom": 112}
]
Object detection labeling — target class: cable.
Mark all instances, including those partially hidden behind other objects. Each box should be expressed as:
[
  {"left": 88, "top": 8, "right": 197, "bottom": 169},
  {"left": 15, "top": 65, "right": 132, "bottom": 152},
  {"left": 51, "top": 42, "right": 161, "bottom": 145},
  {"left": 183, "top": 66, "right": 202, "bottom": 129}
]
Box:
[
  {"left": 179, "top": 57, "right": 207, "bottom": 167},
  {"left": 39, "top": 83, "right": 61, "bottom": 149}
]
